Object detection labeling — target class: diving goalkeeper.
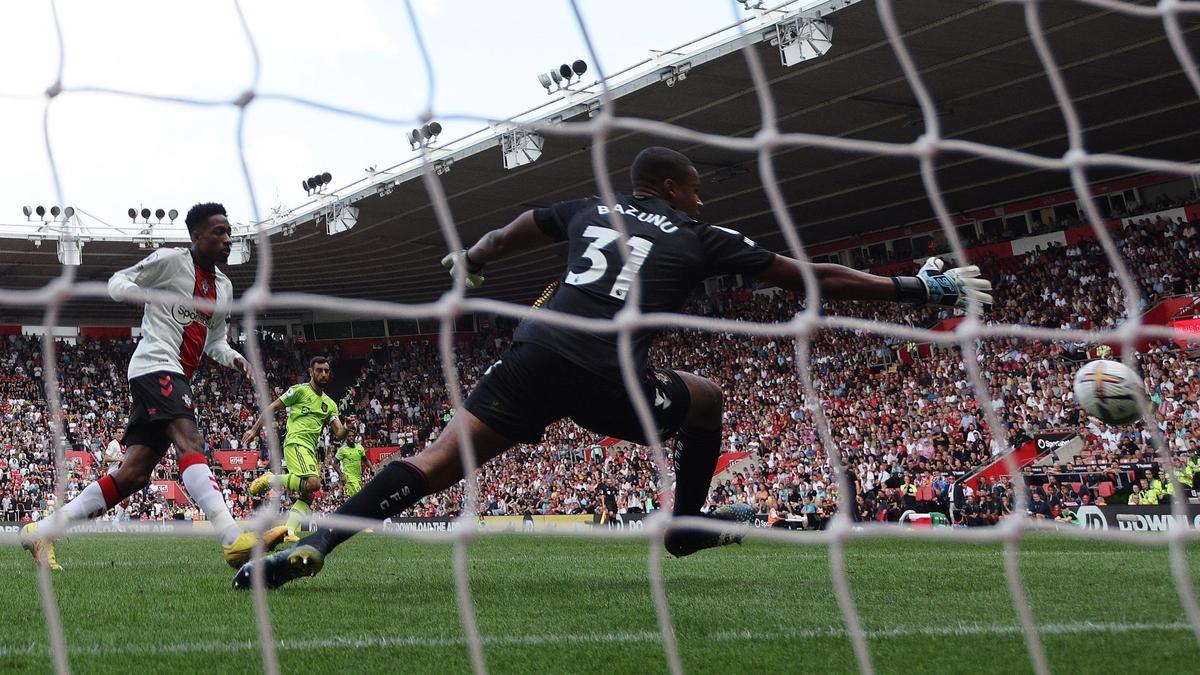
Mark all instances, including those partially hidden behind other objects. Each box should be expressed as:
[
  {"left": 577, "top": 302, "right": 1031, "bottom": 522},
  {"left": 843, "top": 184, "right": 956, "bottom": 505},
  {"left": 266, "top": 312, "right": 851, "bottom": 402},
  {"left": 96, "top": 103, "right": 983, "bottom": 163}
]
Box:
[{"left": 236, "top": 146, "right": 993, "bottom": 589}]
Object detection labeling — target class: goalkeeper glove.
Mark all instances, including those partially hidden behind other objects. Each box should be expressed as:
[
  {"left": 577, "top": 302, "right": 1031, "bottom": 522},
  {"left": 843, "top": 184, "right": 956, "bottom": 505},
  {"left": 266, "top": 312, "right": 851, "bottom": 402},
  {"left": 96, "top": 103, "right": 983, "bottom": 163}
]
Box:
[
  {"left": 893, "top": 257, "right": 994, "bottom": 309},
  {"left": 441, "top": 249, "right": 485, "bottom": 289}
]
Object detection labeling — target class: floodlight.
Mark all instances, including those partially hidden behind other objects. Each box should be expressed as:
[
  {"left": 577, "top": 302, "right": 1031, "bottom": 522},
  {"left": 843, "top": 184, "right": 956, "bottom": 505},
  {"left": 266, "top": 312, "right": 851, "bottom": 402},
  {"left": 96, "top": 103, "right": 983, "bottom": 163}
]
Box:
[
  {"left": 559, "top": 64, "right": 573, "bottom": 82},
  {"left": 63, "top": 207, "right": 74, "bottom": 219},
  {"left": 302, "top": 179, "right": 311, "bottom": 192},
  {"left": 155, "top": 208, "right": 165, "bottom": 220},
  {"left": 22, "top": 206, "right": 31, "bottom": 218},
  {"left": 537, "top": 72, "right": 552, "bottom": 92},
  {"left": 549, "top": 69, "right": 562, "bottom": 85},
  {"left": 36, "top": 206, "right": 45, "bottom": 217},
  {"left": 320, "top": 172, "right": 332, "bottom": 185},
  {"left": 427, "top": 122, "right": 441, "bottom": 138},
  {"left": 141, "top": 208, "right": 151, "bottom": 220},
  {"left": 128, "top": 208, "right": 137, "bottom": 220},
  {"left": 408, "top": 129, "right": 421, "bottom": 149},
  {"left": 50, "top": 206, "right": 61, "bottom": 217},
  {"left": 168, "top": 209, "right": 178, "bottom": 221},
  {"left": 572, "top": 60, "right": 587, "bottom": 76}
]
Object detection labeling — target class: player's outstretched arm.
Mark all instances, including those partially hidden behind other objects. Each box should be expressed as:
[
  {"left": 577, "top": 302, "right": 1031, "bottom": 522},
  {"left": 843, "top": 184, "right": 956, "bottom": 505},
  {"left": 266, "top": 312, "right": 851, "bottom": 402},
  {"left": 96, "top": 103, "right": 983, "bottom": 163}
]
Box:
[
  {"left": 107, "top": 249, "right": 173, "bottom": 303},
  {"left": 242, "top": 398, "right": 285, "bottom": 448},
  {"left": 757, "top": 255, "right": 993, "bottom": 309},
  {"left": 329, "top": 416, "right": 349, "bottom": 442},
  {"left": 204, "top": 313, "right": 252, "bottom": 380},
  {"left": 441, "top": 210, "right": 556, "bottom": 288}
]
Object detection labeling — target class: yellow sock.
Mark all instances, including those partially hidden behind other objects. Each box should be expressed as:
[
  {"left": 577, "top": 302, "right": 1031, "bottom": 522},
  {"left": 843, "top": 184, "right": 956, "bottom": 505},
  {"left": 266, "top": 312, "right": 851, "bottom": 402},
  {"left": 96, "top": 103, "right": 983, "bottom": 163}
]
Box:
[{"left": 286, "top": 499, "right": 310, "bottom": 536}]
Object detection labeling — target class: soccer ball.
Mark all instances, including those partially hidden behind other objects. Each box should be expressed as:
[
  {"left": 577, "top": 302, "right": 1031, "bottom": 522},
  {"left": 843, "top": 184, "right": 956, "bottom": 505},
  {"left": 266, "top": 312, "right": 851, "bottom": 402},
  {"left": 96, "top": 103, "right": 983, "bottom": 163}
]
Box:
[{"left": 1072, "top": 359, "right": 1144, "bottom": 426}]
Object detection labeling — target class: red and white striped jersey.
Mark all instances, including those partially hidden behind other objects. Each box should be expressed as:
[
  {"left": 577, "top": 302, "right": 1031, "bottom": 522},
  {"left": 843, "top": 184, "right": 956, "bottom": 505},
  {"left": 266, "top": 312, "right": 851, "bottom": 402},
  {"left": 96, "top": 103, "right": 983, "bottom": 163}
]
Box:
[{"left": 107, "top": 247, "right": 241, "bottom": 381}]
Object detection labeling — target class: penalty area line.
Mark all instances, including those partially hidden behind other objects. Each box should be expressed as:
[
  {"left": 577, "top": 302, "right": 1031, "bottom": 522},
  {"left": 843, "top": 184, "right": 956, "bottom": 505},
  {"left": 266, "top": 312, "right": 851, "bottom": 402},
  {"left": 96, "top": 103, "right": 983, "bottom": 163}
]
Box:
[
  {"left": 0, "top": 621, "right": 1192, "bottom": 658},
  {"left": 711, "top": 620, "right": 1195, "bottom": 642},
  {"left": 0, "top": 630, "right": 665, "bottom": 658}
]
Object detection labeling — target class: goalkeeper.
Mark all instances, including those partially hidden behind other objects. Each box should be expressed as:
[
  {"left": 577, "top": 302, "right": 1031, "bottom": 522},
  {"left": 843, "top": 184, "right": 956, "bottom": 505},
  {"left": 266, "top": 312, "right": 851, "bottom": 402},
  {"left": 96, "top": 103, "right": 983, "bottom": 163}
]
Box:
[{"left": 236, "top": 146, "right": 993, "bottom": 589}]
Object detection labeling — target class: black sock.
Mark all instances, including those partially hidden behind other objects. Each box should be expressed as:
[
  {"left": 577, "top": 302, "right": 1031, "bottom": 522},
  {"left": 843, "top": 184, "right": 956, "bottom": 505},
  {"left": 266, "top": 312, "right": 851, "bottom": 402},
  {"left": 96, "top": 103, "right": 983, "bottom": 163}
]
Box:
[
  {"left": 303, "top": 461, "right": 429, "bottom": 555},
  {"left": 671, "top": 426, "right": 722, "bottom": 517},
  {"left": 666, "top": 426, "right": 724, "bottom": 558}
]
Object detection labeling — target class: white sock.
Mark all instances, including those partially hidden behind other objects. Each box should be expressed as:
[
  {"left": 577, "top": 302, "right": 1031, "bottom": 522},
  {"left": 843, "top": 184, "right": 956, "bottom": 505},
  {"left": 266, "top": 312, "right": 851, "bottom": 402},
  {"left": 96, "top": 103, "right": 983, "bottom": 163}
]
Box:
[
  {"left": 180, "top": 459, "right": 241, "bottom": 546},
  {"left": 39, "top": 480, "right": 110, "bottom": 539}
]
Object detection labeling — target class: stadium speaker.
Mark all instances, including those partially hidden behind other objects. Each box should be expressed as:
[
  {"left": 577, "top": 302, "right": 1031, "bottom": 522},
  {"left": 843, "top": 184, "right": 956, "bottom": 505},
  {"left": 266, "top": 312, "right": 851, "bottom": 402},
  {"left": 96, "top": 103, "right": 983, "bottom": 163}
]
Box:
[
  {"left": 56, "top": 237, "right": 82, "bottom": 266},
  {"left": 500, "top": 129, "right": 544, "bottom": 170},
  {"left": 326, "top": 204, "right": 359, "bottom": 235},
  {"left": 775, "top": 16, "right": 833, "bottom": 67},
  {"left": 227, "top": 238, "right": 251, "bottom": 265}
]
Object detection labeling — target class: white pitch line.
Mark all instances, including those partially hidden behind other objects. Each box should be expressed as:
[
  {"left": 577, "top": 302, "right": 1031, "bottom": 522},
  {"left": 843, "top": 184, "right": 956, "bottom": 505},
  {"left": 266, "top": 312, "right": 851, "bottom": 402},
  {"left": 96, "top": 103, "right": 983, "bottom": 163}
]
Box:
[
  {"left": 0, "top": 621, "right": 1190, "bottom": 659},
  {"left": 0, "top": 630, "right": 665, "bottom": 659},
  {"left": 710, "top": 620, "right": 1194, "bottom": 642}
]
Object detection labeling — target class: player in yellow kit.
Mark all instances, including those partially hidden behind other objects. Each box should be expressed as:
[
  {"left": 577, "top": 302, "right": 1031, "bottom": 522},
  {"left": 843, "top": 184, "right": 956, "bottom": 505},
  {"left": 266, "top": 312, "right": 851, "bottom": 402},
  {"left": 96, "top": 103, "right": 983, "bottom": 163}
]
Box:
[
  {"left": 243, "top": 356, "right": 348, "bottom": 541},
  {"left": 333, "top": 431, "right": 372, "bottom": 498}
]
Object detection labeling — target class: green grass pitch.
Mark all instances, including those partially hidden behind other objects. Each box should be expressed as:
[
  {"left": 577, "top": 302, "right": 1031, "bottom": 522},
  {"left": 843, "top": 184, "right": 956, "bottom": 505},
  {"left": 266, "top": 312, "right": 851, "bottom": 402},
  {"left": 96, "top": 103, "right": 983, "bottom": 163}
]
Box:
[{"left": 2, "top": 533, "right": 1198, "bottom": 673}]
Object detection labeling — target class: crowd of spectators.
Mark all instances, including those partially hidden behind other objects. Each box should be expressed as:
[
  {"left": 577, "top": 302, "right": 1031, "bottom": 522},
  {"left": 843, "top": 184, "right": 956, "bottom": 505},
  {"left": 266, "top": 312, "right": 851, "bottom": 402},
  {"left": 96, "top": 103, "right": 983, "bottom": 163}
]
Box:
[{"left": 2, "top": 208, "right": 1198, "bottom": 530}]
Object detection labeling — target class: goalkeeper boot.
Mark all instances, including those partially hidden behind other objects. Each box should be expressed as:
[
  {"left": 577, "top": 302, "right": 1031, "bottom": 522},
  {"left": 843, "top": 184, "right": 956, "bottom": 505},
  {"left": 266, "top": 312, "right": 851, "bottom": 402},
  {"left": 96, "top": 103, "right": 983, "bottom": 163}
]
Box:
[
  {"left": 232, "top": 544, "right": 324, "bottom": 590},
  {"left": 248, "top": 472, "right": 275, "bottom": 498},
  {"left": 664, "top": 503, "right": 755, "bottom": 558},
  {"left": 20, "top": 522, "right": 62, "bottom": 571},
  {"left": 223, "top": 525, "right": 290, "bottom": 569}
]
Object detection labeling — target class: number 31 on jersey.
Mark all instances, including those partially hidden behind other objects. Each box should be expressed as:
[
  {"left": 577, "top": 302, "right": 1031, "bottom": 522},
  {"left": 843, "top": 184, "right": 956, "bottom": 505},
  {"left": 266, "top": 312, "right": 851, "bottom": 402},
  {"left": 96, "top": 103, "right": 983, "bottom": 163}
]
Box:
[{"left": 564, "top": 225, "right": 654, "bottom": 301}]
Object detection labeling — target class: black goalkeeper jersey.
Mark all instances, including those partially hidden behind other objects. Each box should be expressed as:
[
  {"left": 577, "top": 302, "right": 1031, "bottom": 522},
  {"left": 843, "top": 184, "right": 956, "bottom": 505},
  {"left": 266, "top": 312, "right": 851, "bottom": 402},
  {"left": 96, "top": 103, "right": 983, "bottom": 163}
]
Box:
[{"left": 513, "top": 193, "right": 775, "bottom": 381}]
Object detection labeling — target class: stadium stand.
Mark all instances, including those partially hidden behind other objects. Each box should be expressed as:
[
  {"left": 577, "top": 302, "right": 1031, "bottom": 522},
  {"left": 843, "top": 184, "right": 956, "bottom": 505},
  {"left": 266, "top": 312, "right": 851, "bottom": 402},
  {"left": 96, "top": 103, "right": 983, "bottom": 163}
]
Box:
[{"left": 3, "top": 206, "right": 1199, "bottom": 529}]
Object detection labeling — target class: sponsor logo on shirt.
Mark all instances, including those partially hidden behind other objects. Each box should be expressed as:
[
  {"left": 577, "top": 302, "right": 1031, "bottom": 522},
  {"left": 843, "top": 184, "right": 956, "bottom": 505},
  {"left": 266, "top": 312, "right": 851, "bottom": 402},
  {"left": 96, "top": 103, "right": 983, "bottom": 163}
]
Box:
[{"left": 171, "top": 304, "right": 215, "bottom": 328}]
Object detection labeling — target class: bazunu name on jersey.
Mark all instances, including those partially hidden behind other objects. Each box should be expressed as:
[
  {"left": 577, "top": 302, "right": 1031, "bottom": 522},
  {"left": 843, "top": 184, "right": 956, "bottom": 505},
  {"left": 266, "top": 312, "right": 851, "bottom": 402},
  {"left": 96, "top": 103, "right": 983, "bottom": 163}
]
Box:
[{"left": 595, "top": 203, "right": 678, "bottom": 233}]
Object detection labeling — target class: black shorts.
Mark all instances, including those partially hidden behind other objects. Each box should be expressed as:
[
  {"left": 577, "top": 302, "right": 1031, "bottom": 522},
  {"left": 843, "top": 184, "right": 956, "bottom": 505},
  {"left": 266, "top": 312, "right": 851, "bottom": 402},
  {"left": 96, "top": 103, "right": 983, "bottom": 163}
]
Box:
[
  {"left": 123, "top": 371, "right": 195, "bottom": 454},
  {"left": 465, "top": 342, "right": 691, "bottom": 445}
]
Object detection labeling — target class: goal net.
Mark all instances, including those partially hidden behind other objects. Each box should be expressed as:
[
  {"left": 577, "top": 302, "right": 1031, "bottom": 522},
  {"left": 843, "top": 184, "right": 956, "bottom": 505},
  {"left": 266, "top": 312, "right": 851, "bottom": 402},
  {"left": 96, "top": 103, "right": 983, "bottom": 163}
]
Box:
[{"left": 3, "top": 1, "right": 1200, "bottom": 674}]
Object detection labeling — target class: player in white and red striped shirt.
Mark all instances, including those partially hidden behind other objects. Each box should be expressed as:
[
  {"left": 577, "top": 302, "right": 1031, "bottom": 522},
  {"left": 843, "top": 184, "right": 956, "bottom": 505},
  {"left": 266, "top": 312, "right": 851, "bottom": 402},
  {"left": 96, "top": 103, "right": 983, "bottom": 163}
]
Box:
[{"left": 22, "top": 203, "right": 287, "bottom": 570}]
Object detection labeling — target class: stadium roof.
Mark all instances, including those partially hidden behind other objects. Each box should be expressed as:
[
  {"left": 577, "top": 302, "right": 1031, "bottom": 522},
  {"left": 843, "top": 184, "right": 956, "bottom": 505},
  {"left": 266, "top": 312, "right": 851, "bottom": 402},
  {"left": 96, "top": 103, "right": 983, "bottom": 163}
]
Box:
[{"left": 3, "top": 0, "right": 1198, "bottom": 323}]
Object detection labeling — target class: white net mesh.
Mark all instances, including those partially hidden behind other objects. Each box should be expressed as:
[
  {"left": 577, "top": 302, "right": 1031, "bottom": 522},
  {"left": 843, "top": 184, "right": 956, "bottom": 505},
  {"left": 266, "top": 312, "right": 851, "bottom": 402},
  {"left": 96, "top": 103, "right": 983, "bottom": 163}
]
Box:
[{"left": 4, "top": 1, "right": 1200, "bottom": 673}]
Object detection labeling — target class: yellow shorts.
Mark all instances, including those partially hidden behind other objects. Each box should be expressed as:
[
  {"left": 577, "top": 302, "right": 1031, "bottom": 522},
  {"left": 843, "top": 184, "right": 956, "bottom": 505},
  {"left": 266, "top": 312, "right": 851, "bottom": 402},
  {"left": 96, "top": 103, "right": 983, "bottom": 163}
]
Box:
[
  {"left": 283, "top": 444, "right": 319, "bottom": 478},
  {"left": 344, "top": 480, "right": 363, "bottom": 498}
]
